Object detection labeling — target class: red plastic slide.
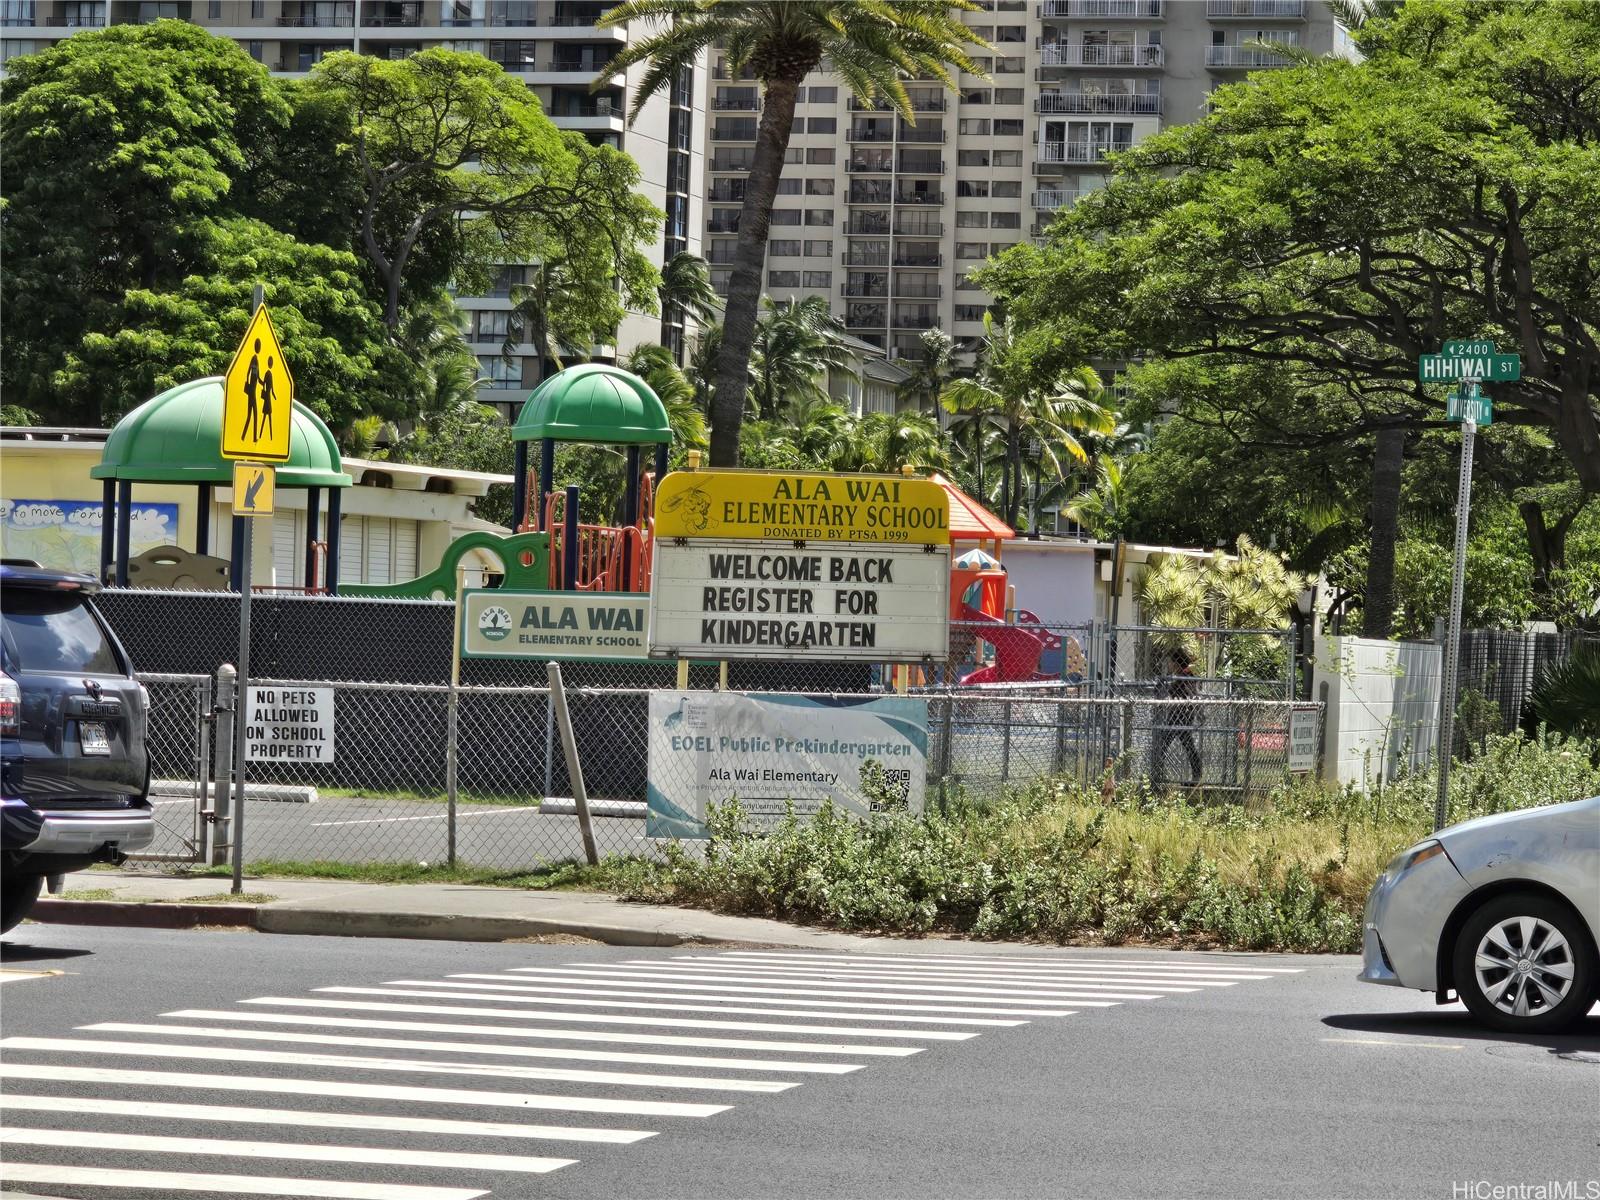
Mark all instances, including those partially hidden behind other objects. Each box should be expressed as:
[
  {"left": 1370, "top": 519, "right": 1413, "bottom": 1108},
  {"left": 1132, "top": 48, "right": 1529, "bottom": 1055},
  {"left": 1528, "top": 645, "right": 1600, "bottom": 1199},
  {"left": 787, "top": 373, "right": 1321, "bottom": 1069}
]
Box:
[{"left": 958, "top": 605, "right": 1047, "bottom": 684}]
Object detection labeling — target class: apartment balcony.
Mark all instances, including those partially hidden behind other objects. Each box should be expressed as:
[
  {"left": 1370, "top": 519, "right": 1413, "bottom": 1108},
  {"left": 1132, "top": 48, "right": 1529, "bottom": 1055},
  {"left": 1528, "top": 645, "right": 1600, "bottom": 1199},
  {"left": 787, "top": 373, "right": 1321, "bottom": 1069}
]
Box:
[
  {"left": 1039, "top": 0, "right": 1163, "bottom": 17},
  {"left": 893, "top": 309, "right": 941, "bottom": 330},
  {"left": 843, "top": 250, "right": 891, "bottom": 267},
  {"left": 706, "top": 247, "right": 739, "bottom": 265},
  {"left": 1038, "top": 43, "right": 1164, "bottom": 69},
  {"left": 847, "top": 186, "right": 894, "bottom": 205},
  {"left": 1032, "top": 188, "right": 1082, "bottom": 209},
  {"left": 546, "top": 59, "right": 621, "bottom": 76},
  {"left": 362, "top": 8, "right": 424, "bottom": 28},
  {"left": 547, "top": 97, "right": 621, "bottom": 120},
  {"left": 711, "top": 125, "right": 759, "bottom": 141},
  {"left": 1206, "top": 0, "right": 1304, "bottom": 16},
  {"left": 841, "top": 282, "right": 890, "bottom": 298},
  {"left": 894, "top": 222, "right": 944, "bottom": 237},
  {"left": 895, "top": 190, "right": 945, "bottom": 205},
  {"left": 1205, "top": 44, "right": 1297, "bottom": 68},
  {"left": 894, "top": 282, "right": 943, "bottom": 299},
  {"left": 893, "top": 252, "right": 942, "bottom": 267},
  {"left": 896, "top": 128, "right": 946, "bottom": 144},
  {"left": 548, "top": 5, "right": 611, "bottom": 25},
  {"left": 706, "top": 217, "right": 741, "bottom": 233},
  {"left": 847, "top": 217, "right": 892, "bottom": 236},
  {"left": 1035, "top": 92, "right": 1160, "bottom": 115},
  {"left": 897, "top": 155, "right": 945, "bottom": 173},
  {"left": 846, "top": 127, "right": 895, "bottom": 143},
  {"left": 708, "top": 183, "right": 746, "bottom": 203},
  {"left": 1038, "top": 141, "right": 1129, "bottom": 165},
  {"left": 845, "top": 306, "right": 889, "bottom": 329},
  {"left": 850, "top": 95, "right": 946, "bottom": 112},
  {"left": 711, "top": 65, "right": 757, "bottom": 81},
  {"left": 846, "top": 157, "right": 895, "bottom": 174},
  {"left": 711, "top": 94, "right": 760, "bottom": 111},
  {"left": 280, "top": 6, "right": 356, "bottom": 28}
]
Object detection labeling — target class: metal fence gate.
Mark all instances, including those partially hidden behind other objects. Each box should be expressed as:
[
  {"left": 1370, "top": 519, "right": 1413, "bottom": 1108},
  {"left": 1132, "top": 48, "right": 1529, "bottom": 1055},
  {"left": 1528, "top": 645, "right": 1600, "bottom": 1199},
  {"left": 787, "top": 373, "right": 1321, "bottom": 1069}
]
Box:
[{"left": 134, "top": 673, "right": 215, "bottom": 865}]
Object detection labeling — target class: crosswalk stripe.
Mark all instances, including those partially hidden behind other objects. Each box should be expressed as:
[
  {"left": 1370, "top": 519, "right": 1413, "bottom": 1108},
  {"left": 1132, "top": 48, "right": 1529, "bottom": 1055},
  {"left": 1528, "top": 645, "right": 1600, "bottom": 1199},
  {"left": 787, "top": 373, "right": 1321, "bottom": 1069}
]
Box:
[
  {"left": 485, "top": 968, "right": 1174, "bottom": 999},
  {"left": 0, "top": 1094, "right": 655, "bottom": 1144},
  {"left": 0, "top": 1126, "right": 576, "bottom": 1175},
  {"left": 718, "top": 951, "right": 1302, "bottom": 975},
  {"left": 424, "top": 975, "right": 1121, "bottom": 1008},
  {"left": 247, "top": 996, "right": 984, "bottom": 1040},
  {"left": 314, "top": 986, "right": 1027, "bottom": 1029},
  {"left": 0, "top": 1063, "right": 730, "bottom": 1118},
  {"left": 83, "top": 1023, "right": 866, "bottom": 1075},
  {"left": 655, "top": 959, "right": 1257, "bottom": 987},
  {"left": 163, "top": 1009, "right": 926, "bottom": 1057},
  {"left": 0, "top": 1037, "right": 796, "bottom": 1096},
  {"left": 0, "top": 1163, "right": 487, "bottom": 1200}
]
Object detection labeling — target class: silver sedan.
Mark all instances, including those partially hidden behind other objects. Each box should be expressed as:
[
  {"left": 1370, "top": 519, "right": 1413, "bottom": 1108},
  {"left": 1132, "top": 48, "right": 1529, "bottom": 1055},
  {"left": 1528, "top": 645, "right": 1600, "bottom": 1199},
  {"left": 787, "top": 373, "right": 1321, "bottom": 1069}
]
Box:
[{"left": 1360, "top": 795, "right": 1600, "bottom": 1032}]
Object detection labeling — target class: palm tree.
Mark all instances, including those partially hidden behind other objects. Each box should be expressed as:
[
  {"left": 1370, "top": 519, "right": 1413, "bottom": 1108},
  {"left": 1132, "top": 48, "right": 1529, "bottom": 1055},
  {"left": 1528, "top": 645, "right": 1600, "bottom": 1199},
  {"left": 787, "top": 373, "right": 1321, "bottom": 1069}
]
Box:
[
  {"left": 896, "top": 327, "right": 956, "bottom": 415},
  {"left": 854, "top": 410, "right": 950, "bottom": 473},
  {"left": 658, "top": 251, "right": 722, "bottom": 327},
  {"left": 749, "top": 296, "right": 857, "bottom": 419},
  {"left": 620, "top": 343, "right": 708, "bottom": 450},
  {"left": 1061, "top": 455, "right": 1133, "bottom": 542},
  {"left": 395, "top": 294, "right": 484, "bottom": 415},
  {"left": 598, "top": 0, "right": 987, "bottom": 466},
  {"left": 939, "top": 314, "right": 1116, "bottom": 529}
]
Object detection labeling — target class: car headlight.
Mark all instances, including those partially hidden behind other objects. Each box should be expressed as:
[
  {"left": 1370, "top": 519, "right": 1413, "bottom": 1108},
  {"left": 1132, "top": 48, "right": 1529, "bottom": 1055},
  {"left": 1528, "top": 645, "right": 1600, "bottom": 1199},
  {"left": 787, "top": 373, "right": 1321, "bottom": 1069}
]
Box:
[{"left": 1385, "top": 839, "right": 1446, "bottom": 882}]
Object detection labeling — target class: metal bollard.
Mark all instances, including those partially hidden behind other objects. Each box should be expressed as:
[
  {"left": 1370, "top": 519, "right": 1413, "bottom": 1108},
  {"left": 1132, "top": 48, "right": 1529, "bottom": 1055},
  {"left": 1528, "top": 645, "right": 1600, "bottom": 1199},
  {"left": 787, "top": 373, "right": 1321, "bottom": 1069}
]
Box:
[{"left": 211, "top": 664, "right": 236, "bottom": 867}]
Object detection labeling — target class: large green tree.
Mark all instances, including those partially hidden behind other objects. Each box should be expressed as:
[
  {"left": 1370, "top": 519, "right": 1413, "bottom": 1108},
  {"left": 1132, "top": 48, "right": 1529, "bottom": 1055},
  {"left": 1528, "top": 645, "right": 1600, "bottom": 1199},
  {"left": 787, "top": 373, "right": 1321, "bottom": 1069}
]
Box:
[
  {"left": 600, "top": 0, "right": 986, "bottom": 466},
  {"left": 984, "top": 0, "right": 1600, "bottom": 629}
]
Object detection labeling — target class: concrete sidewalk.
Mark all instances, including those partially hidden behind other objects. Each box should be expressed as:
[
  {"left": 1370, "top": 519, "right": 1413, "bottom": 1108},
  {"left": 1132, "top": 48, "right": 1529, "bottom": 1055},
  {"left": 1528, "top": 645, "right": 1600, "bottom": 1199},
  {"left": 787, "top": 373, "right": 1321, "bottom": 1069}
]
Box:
[{"left": 27, "top": 870, "right": 899, "bottom": 951}]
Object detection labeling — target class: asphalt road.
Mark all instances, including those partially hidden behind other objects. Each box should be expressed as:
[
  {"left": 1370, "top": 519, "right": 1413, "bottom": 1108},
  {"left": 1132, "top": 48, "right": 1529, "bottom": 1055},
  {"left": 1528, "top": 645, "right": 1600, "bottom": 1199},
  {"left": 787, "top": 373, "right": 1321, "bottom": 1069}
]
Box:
[{"left": 1, "top": 925, "right": 1596, "bottom": 1200}]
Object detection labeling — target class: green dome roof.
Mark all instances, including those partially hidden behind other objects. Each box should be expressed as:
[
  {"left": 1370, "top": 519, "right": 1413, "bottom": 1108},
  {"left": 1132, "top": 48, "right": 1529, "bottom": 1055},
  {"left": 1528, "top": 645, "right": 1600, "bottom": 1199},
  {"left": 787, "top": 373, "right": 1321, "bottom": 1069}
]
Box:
[
  {"left": 512, "top": 364, "right": 672, "bottom": 446},
  {"left": 90, "top": 377, "right": 351, "bottom": 487}
]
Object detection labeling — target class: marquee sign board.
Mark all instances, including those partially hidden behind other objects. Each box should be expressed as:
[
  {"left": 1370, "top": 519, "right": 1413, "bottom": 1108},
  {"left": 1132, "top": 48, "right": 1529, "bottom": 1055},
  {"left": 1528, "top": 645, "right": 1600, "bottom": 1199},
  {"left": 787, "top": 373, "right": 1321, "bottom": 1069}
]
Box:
[
  {"left": 647, "top": 540, "right": 951, "bottom": 662},
  {"left": 654, "top": 470, "right": 951, "bottom": 545}
]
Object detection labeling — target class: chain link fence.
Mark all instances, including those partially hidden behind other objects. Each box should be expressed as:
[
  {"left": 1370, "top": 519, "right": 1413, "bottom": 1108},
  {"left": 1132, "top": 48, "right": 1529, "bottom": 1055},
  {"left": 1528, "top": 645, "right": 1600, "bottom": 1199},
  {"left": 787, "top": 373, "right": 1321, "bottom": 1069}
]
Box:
[{"left": 139, "top": 667, "right": 1321, "bottom": 871}]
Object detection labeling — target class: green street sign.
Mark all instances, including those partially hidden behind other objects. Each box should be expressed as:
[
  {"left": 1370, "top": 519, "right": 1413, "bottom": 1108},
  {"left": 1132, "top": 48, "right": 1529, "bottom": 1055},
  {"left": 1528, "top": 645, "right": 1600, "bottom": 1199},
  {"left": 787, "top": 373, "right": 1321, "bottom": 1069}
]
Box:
[
  {"left": 1447, "top": 385, "right": 1492, "bottom": 426},
  {"left": 1419, "top": 338, "right": 1521, "bottom": 384}
]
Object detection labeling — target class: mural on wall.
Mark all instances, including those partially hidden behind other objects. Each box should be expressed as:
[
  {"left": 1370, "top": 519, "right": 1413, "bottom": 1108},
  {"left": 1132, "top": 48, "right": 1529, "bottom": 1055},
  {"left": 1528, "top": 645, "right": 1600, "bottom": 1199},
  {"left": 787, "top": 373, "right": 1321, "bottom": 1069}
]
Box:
[{"left": 0, "top": 499, "right": 178, "bottom": 574}]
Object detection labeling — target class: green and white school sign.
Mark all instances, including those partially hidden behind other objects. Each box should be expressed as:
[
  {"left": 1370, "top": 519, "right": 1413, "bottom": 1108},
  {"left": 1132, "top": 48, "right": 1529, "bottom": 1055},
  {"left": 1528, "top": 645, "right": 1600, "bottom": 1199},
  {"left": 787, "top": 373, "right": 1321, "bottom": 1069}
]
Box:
[{"left": 460, "top": 589, "right": 649, "bottom": 661}]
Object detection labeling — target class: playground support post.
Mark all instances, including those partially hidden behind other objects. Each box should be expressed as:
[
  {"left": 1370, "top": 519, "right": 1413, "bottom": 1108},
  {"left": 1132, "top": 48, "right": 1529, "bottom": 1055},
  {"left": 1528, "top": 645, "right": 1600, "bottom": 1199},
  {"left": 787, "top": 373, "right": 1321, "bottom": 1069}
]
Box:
[
  {"left": 114, "top": 480, "right": 133, "bottom": 587},
  {"left": 196, "top": 483, "right": 211, "bottom": 557},
  {"left": 563, "top": 484, "right": 579, "bottom": 590},
  {"left": 303, "top": 487, "right": 321, "bottom": 591},
  {"left": 324, "top": 486, "right": 341, "bottom": 594},
  {"left": 98, "top": 478, "right": 115, "bottom": 584},
  {"left": 512, "top": 440, "right": 529, "bottom": 530},
  {"left": 654, "top": 443, "right": 670, "bottom": 482},
  {"left": 539, "top": 439, "right": 556, "bottom": 531},
  {"left": 548, "top": 661, "right": 599, "bottom": 866}
]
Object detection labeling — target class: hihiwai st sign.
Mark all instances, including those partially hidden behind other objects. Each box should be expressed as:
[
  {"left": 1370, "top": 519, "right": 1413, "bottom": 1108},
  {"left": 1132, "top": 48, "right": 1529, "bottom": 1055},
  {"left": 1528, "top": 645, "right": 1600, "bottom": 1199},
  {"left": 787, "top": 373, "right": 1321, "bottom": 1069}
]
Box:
[
  {"left": 245, "top": 685, "right": 334, "bottom": 763},
  {"left": 654, "top": 470, "right": 951, "bottom": 545},
  {"left": 648, "top": 540, "right": 950, "bottom": 661},
  {"left": 461, "top": 589, "right": 649, "bottom": 661}
]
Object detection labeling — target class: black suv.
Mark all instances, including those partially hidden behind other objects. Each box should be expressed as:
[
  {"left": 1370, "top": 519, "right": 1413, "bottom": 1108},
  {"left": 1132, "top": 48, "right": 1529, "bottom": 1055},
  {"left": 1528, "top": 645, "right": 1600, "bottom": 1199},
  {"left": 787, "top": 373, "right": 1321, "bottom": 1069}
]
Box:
[{"left": 2, "top": 564, "right": 153, "bottom": 932}]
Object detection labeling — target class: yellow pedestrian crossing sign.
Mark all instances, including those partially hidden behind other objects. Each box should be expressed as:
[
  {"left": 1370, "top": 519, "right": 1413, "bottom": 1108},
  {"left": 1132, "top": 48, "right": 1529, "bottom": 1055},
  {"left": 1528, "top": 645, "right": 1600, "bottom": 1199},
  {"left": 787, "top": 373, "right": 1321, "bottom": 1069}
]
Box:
[
  {"left": 232, "top": 462, "right": 276, "bottom": 517},
  {"left": 222, "top": 304, "right": 293, "bottom": 463}
]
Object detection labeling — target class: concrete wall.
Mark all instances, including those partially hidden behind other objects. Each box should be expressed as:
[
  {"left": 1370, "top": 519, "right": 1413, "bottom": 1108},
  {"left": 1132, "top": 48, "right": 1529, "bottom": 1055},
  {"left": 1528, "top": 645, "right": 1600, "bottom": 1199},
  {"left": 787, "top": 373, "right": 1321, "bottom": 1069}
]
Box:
[
  {"left": 999, "top": 541, "right": 1097, "bottom": 627},
  {"left": 1312, "top": 635, "right": 1441, "bottom": 790}
]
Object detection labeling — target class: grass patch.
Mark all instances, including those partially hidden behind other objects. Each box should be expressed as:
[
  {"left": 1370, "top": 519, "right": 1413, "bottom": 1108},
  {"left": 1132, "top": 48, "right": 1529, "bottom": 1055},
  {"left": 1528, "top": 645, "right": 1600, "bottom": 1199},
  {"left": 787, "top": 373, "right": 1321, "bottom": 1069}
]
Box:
[
  {"left": 180, "top": 859, "right": 611, "bottom": 891},
  {"left": 181, "top": 892, "right": 278, "bottom": 905},
  {"left": 579, "top": 730, "right": 1600, "bottom": 954},
  {"left": 318, "top": 787, "right": 543, "bottom": 808},
  {"left": 58, "top": 887, "right": 120, "bottom": 901}
]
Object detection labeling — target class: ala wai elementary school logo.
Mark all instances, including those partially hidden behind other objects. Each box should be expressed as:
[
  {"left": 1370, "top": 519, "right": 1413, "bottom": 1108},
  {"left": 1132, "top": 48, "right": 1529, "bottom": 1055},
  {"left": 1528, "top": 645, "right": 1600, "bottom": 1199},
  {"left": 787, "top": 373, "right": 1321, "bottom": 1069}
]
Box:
[{"left": 477, "top": 605, "right": 513, "bottom": 642}]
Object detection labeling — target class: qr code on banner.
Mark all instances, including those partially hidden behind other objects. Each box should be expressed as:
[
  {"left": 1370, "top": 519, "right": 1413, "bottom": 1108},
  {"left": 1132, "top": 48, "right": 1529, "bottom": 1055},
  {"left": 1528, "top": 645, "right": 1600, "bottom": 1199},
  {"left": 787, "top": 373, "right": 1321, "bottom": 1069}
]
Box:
[{"left": 863, "top": 762, "right": 913, "bottom": 813}]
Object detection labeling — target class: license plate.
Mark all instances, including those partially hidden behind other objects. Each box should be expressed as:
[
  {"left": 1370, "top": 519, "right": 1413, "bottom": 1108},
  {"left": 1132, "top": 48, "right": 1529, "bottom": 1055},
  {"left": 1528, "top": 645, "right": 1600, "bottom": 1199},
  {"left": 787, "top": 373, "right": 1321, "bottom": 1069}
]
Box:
[{"left": 80, "top": 721, "right": 111, "bottom": 756}]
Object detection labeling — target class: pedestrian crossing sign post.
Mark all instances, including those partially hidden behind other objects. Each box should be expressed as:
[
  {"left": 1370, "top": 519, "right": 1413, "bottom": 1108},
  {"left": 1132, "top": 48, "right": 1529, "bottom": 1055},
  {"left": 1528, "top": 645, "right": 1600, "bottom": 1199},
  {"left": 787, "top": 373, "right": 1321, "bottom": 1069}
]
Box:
[
  {"left": 232, "top": 462, "right": 275, "bottom": 517},
  {"left": 222, "top": 303, "right": 293, "bottom": 463}
]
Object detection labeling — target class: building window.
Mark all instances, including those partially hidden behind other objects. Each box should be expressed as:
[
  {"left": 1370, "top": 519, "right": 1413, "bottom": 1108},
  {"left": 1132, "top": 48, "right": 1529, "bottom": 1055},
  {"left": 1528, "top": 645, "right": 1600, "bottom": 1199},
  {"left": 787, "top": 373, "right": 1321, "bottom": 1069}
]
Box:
[
  {"left": 954, "top": 305, "right": 987, "bottom": 321},
  {"left": 995, "top": 88, "right": 1024, "bottom": 105},
  {"left": 803, "top": 271, "right": 832, "bottom": 288},
  {"left": 473, "top": 310, "right": 510, "bottom": 341},
  {"left": 768, "top": 270, "right": 801, "bottom": 287},
  {"left": 956, "top": 274, "right": 985, "bottom": 291},
  {"left": 960, "top": 88, "right": 991, "bottom": 105},
  {"left": 956, "top": 242, "right": 987, "bottom": 260},
  {"left": 476, "top": 355, "right": 520, "bottom": 384},
  {"left": 809, "top": 85, "right": 837, "bottom": 103},
  {"left": 808, "top": 117, "right": 836, "bottom": 135},
  {"left": 776, "top": 178, "right": 803, "bottom": 195},
  {"left": 994, "top": 56, "right": 1024, "bottom": 73},
  {"left": 805, "top": 178, "right": 835, "bottom": 196},
  {"left": 994, "top": 119, "right": 1023, "bottom": 137},
  {"left": 994, "top": 24, "right": 1025, "bottom": 42},
  {"left": 958, "top": 118, "right": 990, "bottom": 136},
  {"left": 803, "top": 239, "right": 833, "bottom": 257},
  {"left": 990, "top": 242, "right": 1018, "bottom": 254},
  {"left": 247, "top": 39, "right": 264, "bottom": 60},
  {"left": 956, "top": 180, "right": 990, "bottom": 198},
  {"left": 804, "top": 209, "right": 832, "bottom": 227},
  {"left": 957, "top": 211, "right": 988, "bottom": 228},
  {"left": 993, "top": 149, "right": 1022, "bottom": 167},
  {"left": 992, "top": 180, "right": 1020, "bottom": 198},
  {"left": 957, "top": 150, "right": 990, "bottom": 167},
  {"left": 806, "top": 147, "right": 835, "bottom": 165},
  {"left": 991, "top": 212, "right": 1021, "bottom": 229},
  {"left": 251, "top": 0, "right": 264, "bottom": 15},
  {"left": 770, "top": 209, "right": 802, "bottom": 226},
  {"left": 768, "top": 239, "right": 803, "bottom": 257},
  {"left": 784, "top": 148, "right": 805, "bottom": 164},
  {"left": 207, "top": 0, "right": 221, "bottom": 16}
]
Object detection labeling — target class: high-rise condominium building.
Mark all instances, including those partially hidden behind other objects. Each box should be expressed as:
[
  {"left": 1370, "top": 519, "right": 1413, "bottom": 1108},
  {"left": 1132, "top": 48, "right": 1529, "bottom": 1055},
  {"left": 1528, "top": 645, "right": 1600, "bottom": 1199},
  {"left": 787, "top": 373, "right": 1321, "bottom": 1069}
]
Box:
[
  {"left": 1, "top": 0, "right": 705, "bottom": 416},
  {"left": 702, "top": 0, "right": 1345, "bottom": 389}
]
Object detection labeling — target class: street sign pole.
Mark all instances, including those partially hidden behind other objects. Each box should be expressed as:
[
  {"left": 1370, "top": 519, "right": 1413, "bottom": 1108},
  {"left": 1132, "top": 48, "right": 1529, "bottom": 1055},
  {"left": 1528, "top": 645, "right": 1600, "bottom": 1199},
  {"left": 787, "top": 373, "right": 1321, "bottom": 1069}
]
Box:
[
  {"left": 231, "top": 282, "right": 264, "bottom": 895},
  {"left": 1434, "top": 402, "right": 1476, "bottom": 832}
]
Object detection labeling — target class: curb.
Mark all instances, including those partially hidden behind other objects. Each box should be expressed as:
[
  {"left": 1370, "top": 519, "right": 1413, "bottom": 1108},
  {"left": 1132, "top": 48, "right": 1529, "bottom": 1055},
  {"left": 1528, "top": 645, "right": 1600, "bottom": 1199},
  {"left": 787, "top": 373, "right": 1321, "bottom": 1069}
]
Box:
[{"left": 29, "top": 898, "right": 730, "bottom": 947}]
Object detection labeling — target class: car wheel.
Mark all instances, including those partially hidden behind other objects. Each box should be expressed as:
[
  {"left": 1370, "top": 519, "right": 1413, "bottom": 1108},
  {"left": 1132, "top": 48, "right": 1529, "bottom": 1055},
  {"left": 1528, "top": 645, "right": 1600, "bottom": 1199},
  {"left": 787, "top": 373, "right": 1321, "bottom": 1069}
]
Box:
[
  {"left": 1453, "top": 893, "right": 1597, "bottom": 1033},
  {"left": 0, "top": 872, "right": 43, "bottom": 935}
]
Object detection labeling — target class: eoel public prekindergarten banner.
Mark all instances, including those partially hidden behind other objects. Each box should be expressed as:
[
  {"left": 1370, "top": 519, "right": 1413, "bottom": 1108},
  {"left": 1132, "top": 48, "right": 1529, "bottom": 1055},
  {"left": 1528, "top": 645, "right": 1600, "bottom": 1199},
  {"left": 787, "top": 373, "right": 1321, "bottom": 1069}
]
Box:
[{"left": 646, "top": 691, "right": 928, "bottom": 839}]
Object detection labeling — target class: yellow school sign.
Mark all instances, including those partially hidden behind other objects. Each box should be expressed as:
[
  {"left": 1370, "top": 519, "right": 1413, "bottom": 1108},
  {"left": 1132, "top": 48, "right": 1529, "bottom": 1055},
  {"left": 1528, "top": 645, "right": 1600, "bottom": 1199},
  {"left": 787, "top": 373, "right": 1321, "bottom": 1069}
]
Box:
[
  {"left": 655, "top": 470, "right": 950, "bottom": 545},
  {"left": 222, "top": 304, "right": 293, "bottom": 463}
]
